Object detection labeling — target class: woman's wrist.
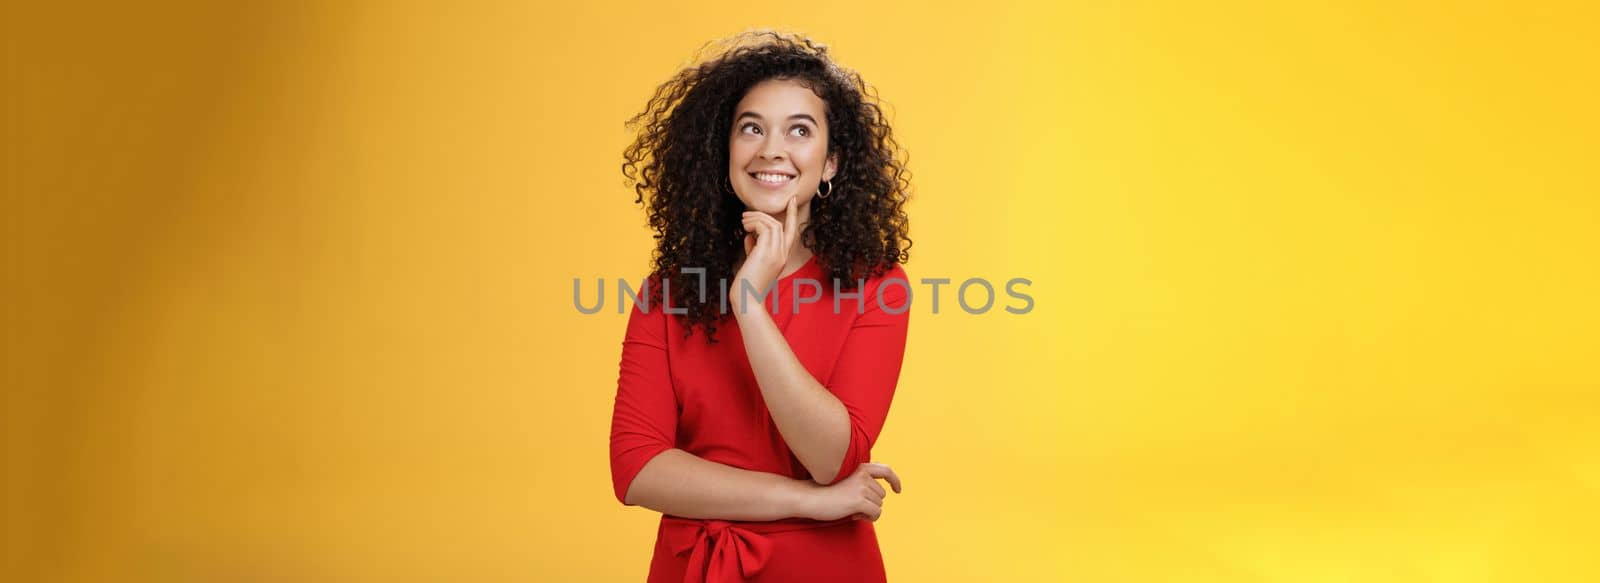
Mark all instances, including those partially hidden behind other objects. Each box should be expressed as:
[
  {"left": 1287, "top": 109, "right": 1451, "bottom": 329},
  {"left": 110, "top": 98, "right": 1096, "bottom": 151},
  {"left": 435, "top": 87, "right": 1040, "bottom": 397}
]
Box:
[
  {"left": 730, "top": 271, "right": 785, "bottom": 318},
  {"left": 770, "top": 477, "right": 819, "bottom": 520},
  {"left": 730, "top": 292, "right": 773, "bottom": 322}
]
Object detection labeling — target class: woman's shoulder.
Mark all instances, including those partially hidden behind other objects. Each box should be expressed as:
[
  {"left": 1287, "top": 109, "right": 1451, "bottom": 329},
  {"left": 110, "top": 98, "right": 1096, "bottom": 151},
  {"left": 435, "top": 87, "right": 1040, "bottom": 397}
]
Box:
[
  {"left": 876, "top": 261, "right": 908, "bottom": 279},
  {"left": 818, "top": 259, "right": 906, "bottom": 282},
  {"left": 811, "top": 260, "right": 908, "bottom": 293},
  {"left": 846, "top": 261, "right": 911, "bottom": 316},
  {"left": 623, "top": 270, "right": 672, "bottom": 323},
  {"left": 862, "top": 261, "right": 909, "bottom": 288}
]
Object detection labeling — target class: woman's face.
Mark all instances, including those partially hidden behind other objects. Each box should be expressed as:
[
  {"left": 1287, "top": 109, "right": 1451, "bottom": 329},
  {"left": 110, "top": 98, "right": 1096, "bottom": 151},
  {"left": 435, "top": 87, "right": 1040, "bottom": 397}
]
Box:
[{"left": 727, "top": 78, "right": 838, "bottom": 215}]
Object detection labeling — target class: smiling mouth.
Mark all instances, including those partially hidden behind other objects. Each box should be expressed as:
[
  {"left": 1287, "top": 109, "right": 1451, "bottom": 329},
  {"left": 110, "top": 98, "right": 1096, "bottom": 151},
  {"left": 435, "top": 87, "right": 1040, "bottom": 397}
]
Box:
[{"left": 749, "top": 172, "right": 796, "bottom": 185}]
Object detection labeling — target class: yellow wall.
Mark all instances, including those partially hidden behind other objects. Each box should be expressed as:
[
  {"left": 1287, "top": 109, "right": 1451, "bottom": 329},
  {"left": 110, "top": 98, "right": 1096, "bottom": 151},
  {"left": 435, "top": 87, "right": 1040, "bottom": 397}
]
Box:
[{"left": 6, "top": 1, "right": 1597, "bottom": 580}]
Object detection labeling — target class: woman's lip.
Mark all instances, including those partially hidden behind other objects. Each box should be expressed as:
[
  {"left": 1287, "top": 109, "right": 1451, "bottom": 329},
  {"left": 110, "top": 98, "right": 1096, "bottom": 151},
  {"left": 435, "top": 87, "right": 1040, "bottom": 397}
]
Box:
[{"left": 748, "top": 172, "right": 796, "bottom": 189}]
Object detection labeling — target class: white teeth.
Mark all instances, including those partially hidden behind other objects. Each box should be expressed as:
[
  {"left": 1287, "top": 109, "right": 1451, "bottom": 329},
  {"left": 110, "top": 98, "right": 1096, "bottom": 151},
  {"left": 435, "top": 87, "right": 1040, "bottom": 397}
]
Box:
[{"left": 754, "top": 173, "right": 793, "bottom": 183}]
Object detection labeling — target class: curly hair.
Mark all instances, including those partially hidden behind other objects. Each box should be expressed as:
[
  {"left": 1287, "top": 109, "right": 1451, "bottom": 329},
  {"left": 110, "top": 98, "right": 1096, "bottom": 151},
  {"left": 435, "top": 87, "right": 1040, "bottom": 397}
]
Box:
[{"left": 621, "top": 30, "right": 913, "bottom": 344}]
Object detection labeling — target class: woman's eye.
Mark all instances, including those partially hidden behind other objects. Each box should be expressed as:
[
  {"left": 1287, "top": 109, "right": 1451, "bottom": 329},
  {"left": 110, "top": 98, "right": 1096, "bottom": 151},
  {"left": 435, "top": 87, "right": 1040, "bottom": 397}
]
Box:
[{"left": 739, "top": 123, "right": 809, "bottom": 137}]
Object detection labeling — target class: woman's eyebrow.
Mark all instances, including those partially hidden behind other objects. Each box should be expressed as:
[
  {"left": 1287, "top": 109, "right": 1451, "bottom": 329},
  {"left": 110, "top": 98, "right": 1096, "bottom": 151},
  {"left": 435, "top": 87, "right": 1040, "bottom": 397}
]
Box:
[{"left": 735, "top": 112, "right": 818, "bottom": 124}]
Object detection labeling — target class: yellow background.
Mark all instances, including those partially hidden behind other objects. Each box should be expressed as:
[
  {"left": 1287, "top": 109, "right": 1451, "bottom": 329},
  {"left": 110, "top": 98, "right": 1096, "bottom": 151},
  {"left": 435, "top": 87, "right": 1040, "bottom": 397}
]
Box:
[{"left": 6, "top": 1, "right": 1598, "bottom": 581}]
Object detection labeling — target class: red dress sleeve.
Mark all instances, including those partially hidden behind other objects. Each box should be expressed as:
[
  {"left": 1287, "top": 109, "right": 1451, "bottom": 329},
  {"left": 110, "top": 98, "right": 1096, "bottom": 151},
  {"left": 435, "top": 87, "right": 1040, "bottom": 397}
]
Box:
[
  {"left": 609, "top": 278, "right": 678, "bottom": 505},
  {"left": 823, "top": 266, "right": 912, "bottom": 484}
]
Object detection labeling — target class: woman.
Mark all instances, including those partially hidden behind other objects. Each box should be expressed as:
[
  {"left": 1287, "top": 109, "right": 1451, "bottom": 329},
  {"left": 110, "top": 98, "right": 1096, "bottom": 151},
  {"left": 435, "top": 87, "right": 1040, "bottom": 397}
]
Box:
[{"left": 610, "top": 30, "right": 914, "bottom": 582}]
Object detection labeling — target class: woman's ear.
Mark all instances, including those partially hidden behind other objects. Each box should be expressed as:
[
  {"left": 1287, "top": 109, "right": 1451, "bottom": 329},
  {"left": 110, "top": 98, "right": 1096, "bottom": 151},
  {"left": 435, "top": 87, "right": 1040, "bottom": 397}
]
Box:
[{"left": 823, "top": 153, "right": 838, "bottom": 182}]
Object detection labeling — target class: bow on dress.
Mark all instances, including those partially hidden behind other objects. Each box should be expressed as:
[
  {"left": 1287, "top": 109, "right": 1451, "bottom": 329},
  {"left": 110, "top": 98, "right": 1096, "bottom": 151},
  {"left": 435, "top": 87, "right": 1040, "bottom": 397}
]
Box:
[{"left": 665, "top": 519, "right": 776, "bottom": 583}]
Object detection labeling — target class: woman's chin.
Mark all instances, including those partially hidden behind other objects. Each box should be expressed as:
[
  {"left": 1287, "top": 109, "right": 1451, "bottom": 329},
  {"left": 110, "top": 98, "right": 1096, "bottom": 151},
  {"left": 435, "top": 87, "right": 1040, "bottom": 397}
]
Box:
[{"left": 743, "top": 191, "right": 794, "bottom": 213}]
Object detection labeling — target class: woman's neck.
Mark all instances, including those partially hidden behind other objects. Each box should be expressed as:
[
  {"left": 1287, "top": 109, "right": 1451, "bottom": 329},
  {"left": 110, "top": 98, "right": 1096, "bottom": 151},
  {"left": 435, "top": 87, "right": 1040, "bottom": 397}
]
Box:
[{"left": 780, "top": 245, "right": 814, "bottom": 279}]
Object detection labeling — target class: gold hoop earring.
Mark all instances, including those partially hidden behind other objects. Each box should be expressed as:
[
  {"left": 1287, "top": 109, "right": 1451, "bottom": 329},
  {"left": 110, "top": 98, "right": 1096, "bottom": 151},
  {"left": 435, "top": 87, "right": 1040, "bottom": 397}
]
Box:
[{"left": 816, "top": 179, "right": 833, "bottom": 199}]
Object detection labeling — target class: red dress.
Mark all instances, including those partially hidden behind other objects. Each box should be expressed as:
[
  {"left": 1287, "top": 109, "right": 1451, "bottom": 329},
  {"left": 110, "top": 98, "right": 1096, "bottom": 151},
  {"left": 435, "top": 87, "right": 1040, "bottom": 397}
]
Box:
[{"left": 609, "top": 254, "right": 911, "bottom": 583}]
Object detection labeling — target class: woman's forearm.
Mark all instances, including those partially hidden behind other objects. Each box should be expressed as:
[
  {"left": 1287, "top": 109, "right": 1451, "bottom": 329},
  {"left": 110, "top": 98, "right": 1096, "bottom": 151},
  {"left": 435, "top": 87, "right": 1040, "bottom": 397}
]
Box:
[
  {"left": 624, "top": 448, "right": 816, "bottom": 521},
  {"left": 733, "top": 304, "right": 851, "bottom": 485}
]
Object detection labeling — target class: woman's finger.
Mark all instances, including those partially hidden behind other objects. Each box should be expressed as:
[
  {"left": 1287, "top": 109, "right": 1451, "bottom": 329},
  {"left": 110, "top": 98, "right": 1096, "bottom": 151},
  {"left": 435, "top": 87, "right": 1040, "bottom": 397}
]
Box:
[
  {"left": 742, "top": 217, "right": 771, "bottom": 241},
  {"left": 757, "top": 218, "right": 778, "bottom": 248},
  {"left": 766, "top": 218, "right": 782, "bottom": 258},
  {"left": 750, "top": 212, "right": 779, "bottom": 232},
  {"left": 741, "top": 213, "right": 788, "bottom": 267},
  {"left": 742, "top": 213, "right": 769, "bottom": 231},
  {"left": 864, "top": 463, "right": 903, "bottom": 494},
  {"left": 865, "top": 478, "right": 886, "bottom": 499},
  {"left": 783, "top": 194, "right": 798, "bottom": 250},
  {"left": 751, "top": 215, "right": 778, "bottom": 255},
  {"left": 863, "top": 489, "right": 884, "bottom": 506},
  {"left": 750, "top": 214, "right": 779, "bottom": 239},
  {"left": 751, "top": 211, "right": 780, "bottom": 228},
  {"left": 858, "top": 501, "right": 882, "bottom": 522}
]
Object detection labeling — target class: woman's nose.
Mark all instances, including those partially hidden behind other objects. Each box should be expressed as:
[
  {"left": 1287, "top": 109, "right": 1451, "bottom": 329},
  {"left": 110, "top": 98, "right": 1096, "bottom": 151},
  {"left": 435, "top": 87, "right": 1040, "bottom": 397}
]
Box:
[{"left": 761, "top": 137, "right": 785, "bottom": 159}]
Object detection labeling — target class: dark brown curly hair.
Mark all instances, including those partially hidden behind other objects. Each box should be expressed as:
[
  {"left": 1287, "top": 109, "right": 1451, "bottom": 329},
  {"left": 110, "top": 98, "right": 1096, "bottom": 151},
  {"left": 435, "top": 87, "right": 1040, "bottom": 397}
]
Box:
[{"left": 622, "top": 30, "right": 913, "bottom": 344}]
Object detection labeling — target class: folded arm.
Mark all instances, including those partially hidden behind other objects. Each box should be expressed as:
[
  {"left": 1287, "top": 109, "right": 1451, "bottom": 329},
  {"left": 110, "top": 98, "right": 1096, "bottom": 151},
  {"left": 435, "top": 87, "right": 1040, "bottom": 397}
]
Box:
[
  {"left": 609, "top": 293, "right": 814, "bottom": 520},
  {"left": 621, "top": 448, "right": 812, "bottom": 520}
]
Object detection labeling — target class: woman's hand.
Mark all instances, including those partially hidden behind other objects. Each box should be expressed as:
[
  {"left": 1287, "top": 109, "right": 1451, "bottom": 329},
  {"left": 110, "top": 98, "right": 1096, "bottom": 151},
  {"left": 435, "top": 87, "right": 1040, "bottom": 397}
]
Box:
[
  {"left": 796, "top": 462, "right": 903, "bottom": 522},
  {"left": 732, "top": 194, "right": 806, "bottom": 314}
]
